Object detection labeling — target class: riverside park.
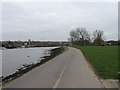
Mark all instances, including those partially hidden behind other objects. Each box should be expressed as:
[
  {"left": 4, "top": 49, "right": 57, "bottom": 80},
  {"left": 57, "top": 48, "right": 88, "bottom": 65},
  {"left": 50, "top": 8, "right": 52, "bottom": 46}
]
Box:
[{"left": 1, "top": 1, "right": 119, "bottom": 89}]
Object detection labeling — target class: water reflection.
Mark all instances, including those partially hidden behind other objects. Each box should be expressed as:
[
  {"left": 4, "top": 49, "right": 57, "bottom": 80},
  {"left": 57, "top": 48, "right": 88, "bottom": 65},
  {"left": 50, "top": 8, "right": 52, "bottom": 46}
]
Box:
[{"left": 2, "top": 47, "right": 57, "bottom": 77}]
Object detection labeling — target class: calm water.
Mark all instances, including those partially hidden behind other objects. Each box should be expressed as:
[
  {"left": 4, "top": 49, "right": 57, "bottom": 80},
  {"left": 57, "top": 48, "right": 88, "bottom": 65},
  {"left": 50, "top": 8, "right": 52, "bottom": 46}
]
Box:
[{"left": 2, "top": 47, "right": 58, "bottom": 77}]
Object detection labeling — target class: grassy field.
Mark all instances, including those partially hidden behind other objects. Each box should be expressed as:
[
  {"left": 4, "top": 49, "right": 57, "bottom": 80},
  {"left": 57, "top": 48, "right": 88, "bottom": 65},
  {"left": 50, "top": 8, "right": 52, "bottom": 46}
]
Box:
[{"left": 73, "top": 46, "right": 118, "bottom": 79}]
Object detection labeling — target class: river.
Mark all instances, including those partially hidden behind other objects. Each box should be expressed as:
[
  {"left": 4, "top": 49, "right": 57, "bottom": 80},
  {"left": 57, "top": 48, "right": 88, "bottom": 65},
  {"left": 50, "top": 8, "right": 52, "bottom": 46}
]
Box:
[{"left": 1, "top": 47, "right": 58, "bottom": 77}]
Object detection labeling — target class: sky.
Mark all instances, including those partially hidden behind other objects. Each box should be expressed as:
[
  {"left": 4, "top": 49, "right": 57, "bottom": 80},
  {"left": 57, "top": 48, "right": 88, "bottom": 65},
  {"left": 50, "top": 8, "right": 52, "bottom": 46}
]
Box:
[{"left": 0, "top": 1, "right": 118, "bottom": 41}]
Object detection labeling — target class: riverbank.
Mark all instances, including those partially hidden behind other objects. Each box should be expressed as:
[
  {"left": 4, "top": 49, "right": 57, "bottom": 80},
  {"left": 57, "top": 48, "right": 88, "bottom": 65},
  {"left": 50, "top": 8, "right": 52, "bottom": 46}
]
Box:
[
  {"left": 3, "top": 47, "right": 103, "bottom": 88},
  {"left": 2, "top": 46, "right": 65, "bottom": 85}
]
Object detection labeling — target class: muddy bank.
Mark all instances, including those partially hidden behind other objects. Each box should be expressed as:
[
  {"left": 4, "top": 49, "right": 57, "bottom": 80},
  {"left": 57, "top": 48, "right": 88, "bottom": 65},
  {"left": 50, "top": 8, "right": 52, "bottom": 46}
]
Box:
[{"left": 2, "top": 46, "right": 65, "bottom": 85}]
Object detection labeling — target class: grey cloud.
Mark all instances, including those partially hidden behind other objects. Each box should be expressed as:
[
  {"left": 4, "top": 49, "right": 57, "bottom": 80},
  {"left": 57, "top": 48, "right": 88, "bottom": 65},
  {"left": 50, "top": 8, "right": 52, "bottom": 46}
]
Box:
[{"left": 2, "top": 2, "right": 118, "bottom": 41}]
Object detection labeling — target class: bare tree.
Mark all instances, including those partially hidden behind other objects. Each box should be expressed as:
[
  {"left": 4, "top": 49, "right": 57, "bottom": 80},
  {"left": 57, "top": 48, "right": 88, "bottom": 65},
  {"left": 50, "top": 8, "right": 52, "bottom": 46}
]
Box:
[
  {"left": 70, "top": 27, "right": 91, "bottom": 46},
  {"left": 93, "top": 30, "right": 104, "bottom": 46}
]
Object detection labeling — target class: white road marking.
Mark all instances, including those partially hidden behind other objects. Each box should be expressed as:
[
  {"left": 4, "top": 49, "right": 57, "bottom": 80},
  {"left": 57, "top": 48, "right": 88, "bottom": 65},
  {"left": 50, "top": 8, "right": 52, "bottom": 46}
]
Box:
[{"left": 53, "top": 55, "right": 72, "bottom": 88}]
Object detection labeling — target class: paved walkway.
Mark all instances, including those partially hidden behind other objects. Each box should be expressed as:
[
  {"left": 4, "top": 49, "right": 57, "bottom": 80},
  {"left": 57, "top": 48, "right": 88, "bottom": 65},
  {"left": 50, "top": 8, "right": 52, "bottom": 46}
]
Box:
[{"left": 5, "top": 47, "right": 103, "bottom": 88}]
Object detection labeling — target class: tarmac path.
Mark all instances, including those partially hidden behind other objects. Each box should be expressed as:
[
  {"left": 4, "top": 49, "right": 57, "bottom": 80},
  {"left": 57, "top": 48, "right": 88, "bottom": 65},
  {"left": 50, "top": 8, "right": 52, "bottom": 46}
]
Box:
[{"left": 6, "top": 47, "right": 103, "bottom": 88}]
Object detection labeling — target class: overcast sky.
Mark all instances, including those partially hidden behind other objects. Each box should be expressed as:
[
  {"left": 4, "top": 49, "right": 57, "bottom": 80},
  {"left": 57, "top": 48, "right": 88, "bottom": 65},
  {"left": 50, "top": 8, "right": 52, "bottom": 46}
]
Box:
[{"left": 1, "top": 2, "right": 118, "bottom": 41}]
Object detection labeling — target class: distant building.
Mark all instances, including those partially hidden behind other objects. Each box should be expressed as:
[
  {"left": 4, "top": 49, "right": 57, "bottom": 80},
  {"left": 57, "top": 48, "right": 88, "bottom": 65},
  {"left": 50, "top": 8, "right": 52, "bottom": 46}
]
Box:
[
  {"left": 105, "top": 40, "right": 118, "bottom": 45},
  {"left": 1, "top": 40, "right": 71, "bottom": 49},
  {"left": 28, "top": 39, "right": 31, "bottom": 46}
]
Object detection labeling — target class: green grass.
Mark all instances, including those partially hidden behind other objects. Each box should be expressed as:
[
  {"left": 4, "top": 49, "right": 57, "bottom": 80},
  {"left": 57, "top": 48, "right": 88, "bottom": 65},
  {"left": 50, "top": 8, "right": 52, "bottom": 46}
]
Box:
[{"left": 73, "top": 46, "right": 118, "bottom": 79}]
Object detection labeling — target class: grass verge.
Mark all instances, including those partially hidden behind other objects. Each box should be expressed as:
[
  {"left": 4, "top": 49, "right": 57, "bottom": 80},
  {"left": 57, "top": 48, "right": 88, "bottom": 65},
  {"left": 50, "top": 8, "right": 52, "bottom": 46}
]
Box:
[{"left": 73, "top": 46, "right": 118, "bottom": 79}]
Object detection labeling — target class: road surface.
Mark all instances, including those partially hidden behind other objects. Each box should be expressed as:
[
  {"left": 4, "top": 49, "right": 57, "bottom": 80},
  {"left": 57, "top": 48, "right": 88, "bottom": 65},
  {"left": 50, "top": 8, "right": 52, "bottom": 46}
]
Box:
[{"left": 5, "top": 47, "right": 103, "bottom": 88}]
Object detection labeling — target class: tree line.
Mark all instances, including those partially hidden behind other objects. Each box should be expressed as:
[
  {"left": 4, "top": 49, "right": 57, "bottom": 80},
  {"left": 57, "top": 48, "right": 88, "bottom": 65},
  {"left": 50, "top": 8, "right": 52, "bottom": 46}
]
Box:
[{"left": 69, "top": 27, "right": 105, "bottom": 46}]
